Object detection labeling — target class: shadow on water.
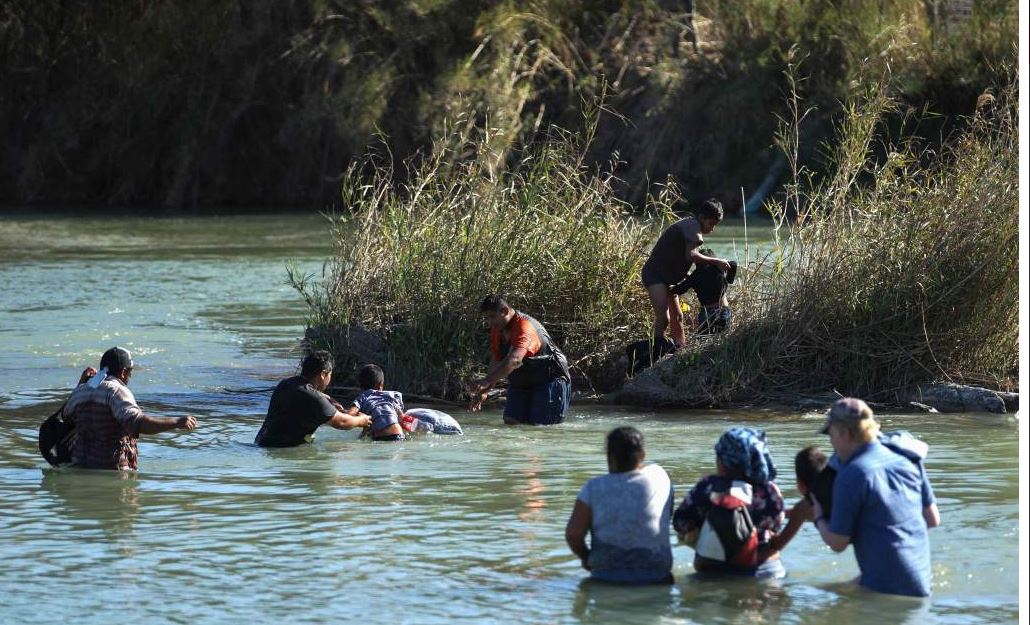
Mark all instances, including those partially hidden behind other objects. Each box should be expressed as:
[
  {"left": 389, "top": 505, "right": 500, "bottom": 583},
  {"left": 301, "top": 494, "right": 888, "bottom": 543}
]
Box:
[
  {"left": 672, "top": 573, "right": 794, "bottom": 623},
  {"left": 792, "top": 582, "right": 933, "bottom": 625},
  {"left": 567, "top": 573, "right": 937, "bottom": 625}
]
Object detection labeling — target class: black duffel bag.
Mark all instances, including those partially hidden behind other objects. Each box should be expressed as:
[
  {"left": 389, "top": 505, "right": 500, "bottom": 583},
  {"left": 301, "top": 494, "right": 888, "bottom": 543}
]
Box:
[{"left": 39, "top": 404, "right": 75, "bottom": 466}]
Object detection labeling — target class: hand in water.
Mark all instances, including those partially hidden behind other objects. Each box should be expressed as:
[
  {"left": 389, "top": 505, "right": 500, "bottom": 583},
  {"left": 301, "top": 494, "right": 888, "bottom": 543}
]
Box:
[
  {"left": 177, "top": 415, "right": 198, "bottom": 431},
  {"left": 466, "top": 380, "right": 489, "bottom": 412},
  {"left": 78, "top": 366, "right": 97, "bottom": 385},
  {"left": 470, "top": 393, "right": 489, "bottom": 412}
]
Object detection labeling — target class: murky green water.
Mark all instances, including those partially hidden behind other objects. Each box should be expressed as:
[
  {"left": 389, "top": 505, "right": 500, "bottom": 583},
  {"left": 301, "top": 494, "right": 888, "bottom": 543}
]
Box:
[{"left": 0, "top": 213, "right": 1018, "bottom": 624}]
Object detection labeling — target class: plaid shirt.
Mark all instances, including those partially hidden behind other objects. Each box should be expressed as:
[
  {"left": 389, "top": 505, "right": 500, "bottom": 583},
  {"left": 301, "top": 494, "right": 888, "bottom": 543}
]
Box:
[{"left": 65, "top": 377, "right": 146, "bottom": 470}]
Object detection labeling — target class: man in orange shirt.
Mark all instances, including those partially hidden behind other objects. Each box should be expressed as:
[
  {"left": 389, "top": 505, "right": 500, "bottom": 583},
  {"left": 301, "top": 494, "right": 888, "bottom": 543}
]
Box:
[{"left": 467, "top": 295, "right": 571, "bottom": 425}]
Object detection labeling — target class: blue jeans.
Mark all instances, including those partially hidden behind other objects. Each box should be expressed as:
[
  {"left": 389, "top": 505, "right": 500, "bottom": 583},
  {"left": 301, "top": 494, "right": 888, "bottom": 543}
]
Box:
[
  {"left": 697, "top": 306, "right": 732, "bottom": 334},
  {"left": 503, "top": 377, "right": 570, "bottom": 425}
]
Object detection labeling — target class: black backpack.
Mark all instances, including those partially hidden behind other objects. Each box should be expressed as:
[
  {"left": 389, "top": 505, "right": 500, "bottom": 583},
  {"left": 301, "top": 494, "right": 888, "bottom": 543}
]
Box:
[
  {"left": 625, "top": 336, "right": 677, "bottom": 376},
  {"left": 39, "top": 404, "right": 75, "bottom": 466}
]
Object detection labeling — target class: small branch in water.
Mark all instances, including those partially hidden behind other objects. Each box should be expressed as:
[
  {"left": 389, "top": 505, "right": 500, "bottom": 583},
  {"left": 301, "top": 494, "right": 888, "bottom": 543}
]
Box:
[{"left": 223, "top": 386, "right": 277, "bottom": 394}]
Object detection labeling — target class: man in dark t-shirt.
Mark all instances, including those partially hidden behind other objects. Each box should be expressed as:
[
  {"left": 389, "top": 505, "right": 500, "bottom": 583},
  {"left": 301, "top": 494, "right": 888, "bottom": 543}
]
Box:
[
  {"left": 255, "top": 350, "right": 371, "bottom": 447},
  {"left": 641, "top": 198, "right": 731, "bottom": 347}
]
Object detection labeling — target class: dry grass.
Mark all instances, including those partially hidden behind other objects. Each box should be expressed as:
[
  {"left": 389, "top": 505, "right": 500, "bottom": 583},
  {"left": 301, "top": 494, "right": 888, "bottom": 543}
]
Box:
[
  {"left": 662, "top": 75, "right": 1018, "bottom": 403},
  {"left": 291, "top": 118, "right": 677, "bottom": 396}
]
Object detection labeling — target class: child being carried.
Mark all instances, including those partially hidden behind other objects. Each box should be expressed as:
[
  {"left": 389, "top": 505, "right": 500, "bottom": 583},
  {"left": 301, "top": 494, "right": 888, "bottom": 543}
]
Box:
[{"left": 764, "top": 445, "right": 837, "bottom": 553}]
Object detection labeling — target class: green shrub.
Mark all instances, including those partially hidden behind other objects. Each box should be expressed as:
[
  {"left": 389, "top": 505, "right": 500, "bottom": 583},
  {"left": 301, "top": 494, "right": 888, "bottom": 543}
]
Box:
[
  {"left": 3, "top": 1, "right": 1014, "bottom": 208},
  {"left": 667, "top": 77, "right": 1018, "bottom": 403},
  {"left": 291, "top": 119, "right": 676, "bottom": 396}
]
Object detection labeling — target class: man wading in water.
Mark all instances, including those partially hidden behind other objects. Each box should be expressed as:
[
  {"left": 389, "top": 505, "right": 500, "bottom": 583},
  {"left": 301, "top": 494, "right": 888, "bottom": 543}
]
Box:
[
  {"left": 809, "top": 398, "right": 941, "bottom": 597},
  {"left": 467, "top": 295, "right": 571, "bottom": 425},
  {"left": 255, "top": 350, "right": 371, "bottom": 447},
  {"left": 63, "top": 347, "right": 197, "bottom": 470}
]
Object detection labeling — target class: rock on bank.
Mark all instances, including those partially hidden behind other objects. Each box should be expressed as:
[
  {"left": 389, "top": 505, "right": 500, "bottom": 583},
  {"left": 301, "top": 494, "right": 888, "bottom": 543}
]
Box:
[{"left": 609, "top": 354, "right": 1019, "bottom": 413}]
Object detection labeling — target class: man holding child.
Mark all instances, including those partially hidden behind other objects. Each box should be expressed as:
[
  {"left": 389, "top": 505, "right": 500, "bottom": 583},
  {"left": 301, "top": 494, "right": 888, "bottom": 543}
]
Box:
[{"left": 810, "top": 397, "right": 941, "bottom": 597}]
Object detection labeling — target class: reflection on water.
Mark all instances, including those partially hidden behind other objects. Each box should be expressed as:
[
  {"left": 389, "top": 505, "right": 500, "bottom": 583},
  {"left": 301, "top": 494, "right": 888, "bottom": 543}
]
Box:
[
  {"left": 677, "top": 576, "right": 795, "bottom": 624},
  {"left": 518, "top": 454, "right": 548, "bottom": 524},
  {"left": 40, "top": 469, "right": 142, "bottom": 539},
  {"left": 572, "top": 578, "right": 678, "bottom": 624},
  {"left": 0, "top": 214, "right": 1019, "bottom": 624},
  {"left": 791, "top": 581, "right": 933, "bottom": 625}
]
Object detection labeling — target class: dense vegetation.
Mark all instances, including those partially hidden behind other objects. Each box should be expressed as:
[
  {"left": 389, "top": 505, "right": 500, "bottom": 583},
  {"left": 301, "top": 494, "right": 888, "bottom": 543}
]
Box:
[
  {"left": 653, "top": 79, "right": 1019, "bottom": 405},
  {"left": 294, "top": 74, "right": 1018, "bottom": 400},
  {"left": 5, "top": 1, "right": 1017, "bottom": 400},
  {"left": 2, "top": 0, "right": 1016, "bottom": 208},
  {"left": 291, "top": 120, "right": 669, "bottom": 397}
]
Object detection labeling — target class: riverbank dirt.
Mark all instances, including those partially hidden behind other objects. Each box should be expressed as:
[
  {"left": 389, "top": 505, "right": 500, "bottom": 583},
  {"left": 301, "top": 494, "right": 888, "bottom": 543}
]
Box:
[{"left": 608, "top": 354, "right": 1019, "bottom": 414}]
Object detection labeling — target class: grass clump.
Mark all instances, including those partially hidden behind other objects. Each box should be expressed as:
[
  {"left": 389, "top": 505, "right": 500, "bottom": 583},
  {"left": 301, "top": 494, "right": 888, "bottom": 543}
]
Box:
[
  {"left": 662, "top": 76, "right": 1018, "bottom": 404},
  {"left": 291, "top": 119, "right": 675, "bottom": 397}
]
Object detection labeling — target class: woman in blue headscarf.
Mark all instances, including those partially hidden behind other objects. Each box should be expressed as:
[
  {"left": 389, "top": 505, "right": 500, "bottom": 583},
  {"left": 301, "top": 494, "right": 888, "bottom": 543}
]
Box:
[{"left": 673, "top": 427, "right": 788, "bottom": 578}]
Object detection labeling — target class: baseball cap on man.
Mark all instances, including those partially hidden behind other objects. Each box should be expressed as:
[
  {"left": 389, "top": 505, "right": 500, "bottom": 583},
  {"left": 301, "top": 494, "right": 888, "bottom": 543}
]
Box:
[
  {"left": 99, "top": 346, "right": 134, "bottom": 372},
  {"left": 818, "top": 397, "right": 875, "bottom": 434}
]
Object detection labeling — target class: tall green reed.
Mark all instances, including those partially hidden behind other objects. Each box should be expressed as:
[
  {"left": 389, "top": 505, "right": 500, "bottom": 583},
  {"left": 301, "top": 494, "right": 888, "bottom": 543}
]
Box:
[{"left": 292, "top": 117, "right": 676, "bottom": 396}]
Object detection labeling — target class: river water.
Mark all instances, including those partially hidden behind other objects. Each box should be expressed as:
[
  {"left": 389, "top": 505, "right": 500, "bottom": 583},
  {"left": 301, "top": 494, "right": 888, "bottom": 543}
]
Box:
[{"left": 0, "top": 213, "right": 1018, "bottom": 624}]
